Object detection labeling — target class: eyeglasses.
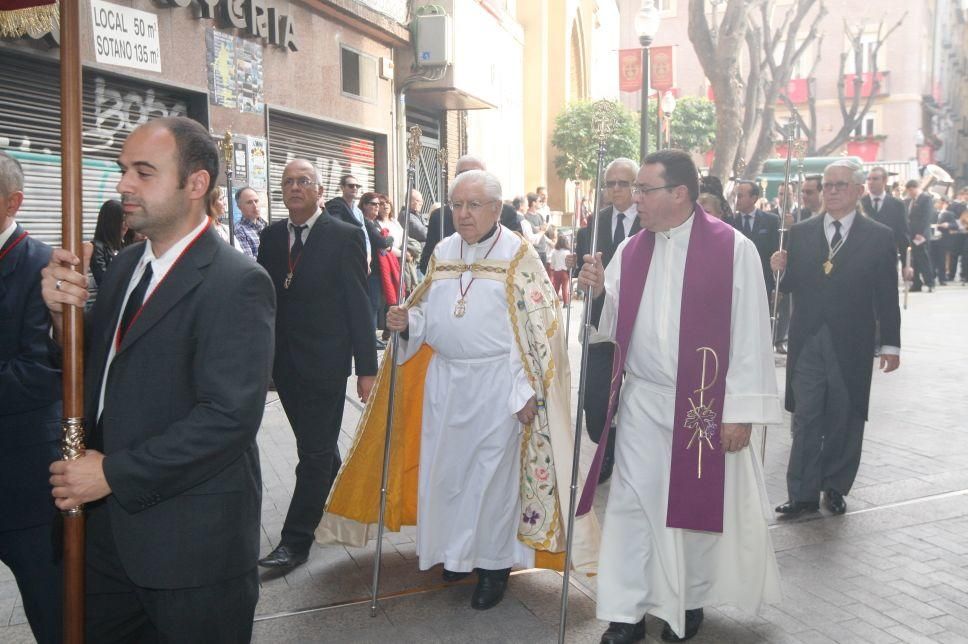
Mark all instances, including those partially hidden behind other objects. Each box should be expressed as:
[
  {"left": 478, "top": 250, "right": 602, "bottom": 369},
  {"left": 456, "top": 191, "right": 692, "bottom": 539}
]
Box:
[
  {"left": 282, "top": 177, "right": 316, "bottom": 189},
  {"left": 449, "top": 199, "right": 497, "bottom": 214},
  {"left": 366, "top": 201, "right": 380, "bottom": 206},
  {"left": 606, "top": 180, "right": 631, "bottom": 189},
  {"left": 822, "top": 181, "right": 851, "bottom": 192},
  {"left": 343, "top": 183, "right": 361, "bottom": 190},
  {"left": 632, "top": 184, "right": 679, "bottom": 195}
]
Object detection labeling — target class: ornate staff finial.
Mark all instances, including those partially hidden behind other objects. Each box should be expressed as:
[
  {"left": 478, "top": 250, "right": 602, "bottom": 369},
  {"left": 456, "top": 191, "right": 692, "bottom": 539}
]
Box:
[
  {"left": 592, "top": 100, "right": 618, "bottom": 143},
  {"left": 733, "top": 156, "right": 747, "bottom": 177},
  {"left": 794, "top": 139, "right": 807, "bottom": 162},
  {"left": 436, "top": 146, "right": 447, "bottom": 166},
  {"left": 221, "top": 130, "right": 233, "bottom": 173},
  {"left": 407, "top": 126, "right": 422, "bottom": 165}
]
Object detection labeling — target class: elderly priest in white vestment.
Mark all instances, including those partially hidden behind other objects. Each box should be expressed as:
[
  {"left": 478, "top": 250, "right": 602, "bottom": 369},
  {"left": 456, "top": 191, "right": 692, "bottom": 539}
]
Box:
[
  {"left": 316, "top": 169, "right": 598, "bottom": 611},
  {"left": 577, "top": 150, "right": 782, "bottom": 643}
]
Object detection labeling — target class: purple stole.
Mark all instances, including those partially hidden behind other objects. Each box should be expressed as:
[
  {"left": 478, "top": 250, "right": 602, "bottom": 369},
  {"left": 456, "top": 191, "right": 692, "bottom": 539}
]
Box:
[{"left": 577, "top": 205, "right": 734, "bottom": 533}]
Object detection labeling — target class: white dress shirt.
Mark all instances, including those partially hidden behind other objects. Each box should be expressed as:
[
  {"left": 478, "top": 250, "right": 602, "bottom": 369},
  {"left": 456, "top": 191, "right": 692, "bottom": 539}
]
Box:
[
  {"left": 287, "top": 209, "right": 322, "bottom": 249},
  {"left": 612, "top": 204, "right": 637, "bottom": 241},
  {"left": 0, "top": 219, "right": 16, "bottom": 249}
]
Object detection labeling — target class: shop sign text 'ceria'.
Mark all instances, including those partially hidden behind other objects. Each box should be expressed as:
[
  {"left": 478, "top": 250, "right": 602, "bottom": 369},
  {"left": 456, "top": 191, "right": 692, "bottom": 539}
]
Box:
[{"left": 161, "top": 0, "right": 298, "bottom": 52}]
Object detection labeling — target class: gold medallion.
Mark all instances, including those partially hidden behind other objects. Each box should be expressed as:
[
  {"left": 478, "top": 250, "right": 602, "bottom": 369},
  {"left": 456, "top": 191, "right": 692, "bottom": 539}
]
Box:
[
  {"left": 454, "top": 297, "right": 466, "bottom": 318},
  {"left": 284, "top": 272, "right": 293, "bottom": 289},
  {"left": 823, "top": 260, "right": 833, "bottom": 275}
]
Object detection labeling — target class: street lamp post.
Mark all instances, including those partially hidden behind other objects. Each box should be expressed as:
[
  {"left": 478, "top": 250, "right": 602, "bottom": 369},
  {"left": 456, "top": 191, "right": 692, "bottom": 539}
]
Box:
[
  {"left": 636, "top": 0, "right": 661, "bottom": 162},
  {"left": 661, "top": 91, "right": 677, "bottom": 150}
]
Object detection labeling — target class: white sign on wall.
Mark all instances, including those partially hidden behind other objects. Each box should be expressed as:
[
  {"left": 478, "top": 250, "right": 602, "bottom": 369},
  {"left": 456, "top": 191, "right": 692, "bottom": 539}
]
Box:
[{"left": 90, "top": 0, "right": 162, "bottom": 73}]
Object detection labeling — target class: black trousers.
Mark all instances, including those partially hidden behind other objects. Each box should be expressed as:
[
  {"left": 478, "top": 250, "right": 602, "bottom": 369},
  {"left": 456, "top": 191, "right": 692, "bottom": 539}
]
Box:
[
  {"left": 0, "top": 521, "right": 62, "bottom": 644},
  {"left": 584, "top": 343, "right": 618, "bottom": 460},
  {"left": 911, "top": 242, "right": 935, "bottom": 289},
  {"left": 275, "top": 372, "right": 347, "bottom": 553},
  {"left": 86, "top": 505, "right": 258, "bottom": 643},
  {"left": 787, "top": 327, "right": 866, "bottom": 503}
]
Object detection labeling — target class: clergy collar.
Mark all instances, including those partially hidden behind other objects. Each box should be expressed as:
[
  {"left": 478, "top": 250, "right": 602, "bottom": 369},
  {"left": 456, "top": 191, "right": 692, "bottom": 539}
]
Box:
[
  {"left": 658, "top": 212, "right": 695, "bottom": 240},
  {"left": 466, "top": 223, "right": 499, "bottom": 246}
]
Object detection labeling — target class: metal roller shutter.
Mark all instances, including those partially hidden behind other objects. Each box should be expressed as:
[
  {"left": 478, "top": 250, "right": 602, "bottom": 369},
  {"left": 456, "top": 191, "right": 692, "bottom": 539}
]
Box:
[
  {"left": 0, "top": 52, "right": 205, "bottom": 245},
  {"left": 267, "top": 110, "right": 377, "bottom": 221}
]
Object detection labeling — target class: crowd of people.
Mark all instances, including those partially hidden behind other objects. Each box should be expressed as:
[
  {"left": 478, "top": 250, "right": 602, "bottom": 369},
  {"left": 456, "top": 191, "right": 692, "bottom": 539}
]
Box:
[{"left": 0, "top": 111, "right": 961, "bottom": 643}]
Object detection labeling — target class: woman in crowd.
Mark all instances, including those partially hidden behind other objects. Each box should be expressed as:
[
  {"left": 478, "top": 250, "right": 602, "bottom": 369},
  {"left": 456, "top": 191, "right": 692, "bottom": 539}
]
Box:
[
  {"left": 548, "top": 233, "right": 571, "bottom": 307},
  {"left": 90, "top": 199, "right": 126, "bottom": 286}
]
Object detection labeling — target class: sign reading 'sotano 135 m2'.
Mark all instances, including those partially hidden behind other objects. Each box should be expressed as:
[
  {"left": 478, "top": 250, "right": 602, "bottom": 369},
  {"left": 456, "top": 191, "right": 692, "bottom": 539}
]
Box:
[{"left": 90, "top": 0, "right": 162, "bottom": 73}]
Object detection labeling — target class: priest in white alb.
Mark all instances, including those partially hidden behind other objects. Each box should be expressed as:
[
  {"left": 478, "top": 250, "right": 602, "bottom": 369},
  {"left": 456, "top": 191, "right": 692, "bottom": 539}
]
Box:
[
  {"left": 577, "top": 150, "right": 782, "bottom": 643},
  {"left": 316, "top": 169, "right": 598, "bottom": 611}
]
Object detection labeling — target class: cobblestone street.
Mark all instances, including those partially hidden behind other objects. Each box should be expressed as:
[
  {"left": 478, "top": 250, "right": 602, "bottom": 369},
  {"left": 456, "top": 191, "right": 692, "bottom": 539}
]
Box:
[{"left": 3, "top": 285, "right": 967, "bottom": 643}]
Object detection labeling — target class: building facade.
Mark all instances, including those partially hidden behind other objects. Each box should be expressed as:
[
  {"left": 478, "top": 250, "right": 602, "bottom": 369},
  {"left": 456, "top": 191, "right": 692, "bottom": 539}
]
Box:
[
  {"left": 615, "top": 0, "right": 965, "bottom": 183},
  {"left": 0, "top": 0, "right": 406, "bottom": 244}
]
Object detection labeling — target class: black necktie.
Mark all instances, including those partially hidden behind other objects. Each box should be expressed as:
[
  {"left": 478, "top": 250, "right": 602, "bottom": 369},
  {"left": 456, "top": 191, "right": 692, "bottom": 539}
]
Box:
[
  {"left": 118, "top": 262, "right": 153, "bottom": 344},
  {"left": 831, "top": 220, "right": 842, "bottom": 247},
  {"left": 873, "top": 197, "right": 880, "bottom": 213},
  {"left": 744, "top": 215, "right": 753, "bottom": 235},
  {"left": 291, "top": 224, "right": 307, "bottom": 260},
  {"left": 613, "top": 212, "right": 626, "bottom": 248}
]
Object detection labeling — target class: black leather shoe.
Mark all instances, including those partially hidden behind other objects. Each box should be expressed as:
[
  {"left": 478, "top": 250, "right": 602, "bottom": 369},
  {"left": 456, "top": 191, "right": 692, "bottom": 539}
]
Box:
[
  {"left": 661, "top": 608, "right": 704, "bottom": 642},
  {"left": 470, "top": 568, "right": 510, "bottom": 610},
  {"left": 824, "top": 489, "right": 847, "bottom": 514},
  {"left": 442, "top": 568, "right": 471, "bottom": 582},
  {"left": 600, "top": 618, "right": 645, "bottom": 643},
  {"left": 258, "top": 544, "right": 308, "bottom": 569},
  {"left": 598, "top": 453, "right": 615, "bottom": 484},
  {"left": 775, "top": 500, "right": 819, "bottom": 517}
]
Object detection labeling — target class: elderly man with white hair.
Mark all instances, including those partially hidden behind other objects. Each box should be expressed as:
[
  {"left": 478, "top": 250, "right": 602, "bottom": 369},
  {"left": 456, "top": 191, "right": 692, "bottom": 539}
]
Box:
[
  {"left": 771, "top": 158, "right": 901, "bottom": 518},
  {"left": 317, "top": 169, "right": 598, "bottom": 611}
]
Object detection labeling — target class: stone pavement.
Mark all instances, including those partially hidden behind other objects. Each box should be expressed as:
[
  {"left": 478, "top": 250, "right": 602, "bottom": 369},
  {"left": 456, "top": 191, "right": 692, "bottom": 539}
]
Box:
[{"left": 2, "top": 285, "right": 967, "bottom": 643}]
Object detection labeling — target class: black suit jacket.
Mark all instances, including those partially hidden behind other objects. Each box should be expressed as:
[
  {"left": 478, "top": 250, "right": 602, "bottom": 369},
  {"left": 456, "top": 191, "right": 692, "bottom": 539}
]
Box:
[
  {"left": 85, "top": 226, "right": 275, "bottom": 588},
  {"left": 258, "top": 215, "right": 377, "bottom": 386},
  {"left": 731, "top": 209, "right": 781, "bottom": 290},
  {"left": 0, "top": 225, "right": 61, "bottom": 531},
  {"left": 862, "top": 193, "right": 909, "bottom": 259},
  {"left": 420, "top": 204, "right": 522, "bottom": 274},
  {"left": 576, "top": 207, "right": 641, "bottom": 326},
  {"left": 780, "top": 213, "right": 900, "bottom": 419},
  {"left": 905, "top": 192, "right": 935, "bottom": 238}
]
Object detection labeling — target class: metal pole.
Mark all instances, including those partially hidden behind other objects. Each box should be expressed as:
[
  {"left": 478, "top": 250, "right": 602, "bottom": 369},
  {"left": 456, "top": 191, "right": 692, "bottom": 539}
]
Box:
[
  {"left": 763, "top": 126, "right": 796, "bottom": 463},
  {"left": 558, "top": 101, "right": 617, "bottom": 644},
  {"left": 436, "top": 147, "right": 447, "bottom": 240},
  {"left": 639, "top": 43, "right": 651, "bottom": 162},
  {"left": 370, "top": 125, "right": 422, "bottom": 617},
  {"left": 59, "top": 2, "right": 86, "bottom": 641},
  {"left": 221, "top": 132, "right": 235, "bottom": 246},
  {"left": 564, "top": 181, "right": 580, "bottom": 343}
]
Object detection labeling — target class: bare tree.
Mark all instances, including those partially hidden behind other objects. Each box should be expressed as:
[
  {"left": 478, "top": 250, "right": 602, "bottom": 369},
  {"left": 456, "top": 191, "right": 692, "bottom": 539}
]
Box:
[
  {"left": 688, "top": 0, "right": 750, "bottom": 180},
  {"left": 689, "top": 0, "right": 826, "bottom": 179},
  {"left": 780, "top": 16, "right": 905, "bottom": 156}
]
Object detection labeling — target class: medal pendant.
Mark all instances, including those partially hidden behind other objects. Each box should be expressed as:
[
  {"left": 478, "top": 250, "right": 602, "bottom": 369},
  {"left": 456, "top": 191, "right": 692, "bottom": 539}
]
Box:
[
  {"left": 823, "top": 260, "right": 833, "bottom": 275},
  {"left": 454, "top": 297, "right": 466, "bottom": 318},
  {"left": 284, "top": 272, "right": 293, "bottom": 289}
]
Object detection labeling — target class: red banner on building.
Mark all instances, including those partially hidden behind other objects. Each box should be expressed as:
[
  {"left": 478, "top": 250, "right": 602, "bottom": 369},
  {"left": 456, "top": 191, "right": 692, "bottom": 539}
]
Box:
[
  {"left": 650, "top": 46, "right": 676, "bottom": 92},
  {"left": 619, "top": 49, "right": 642, "bottom": 93}
]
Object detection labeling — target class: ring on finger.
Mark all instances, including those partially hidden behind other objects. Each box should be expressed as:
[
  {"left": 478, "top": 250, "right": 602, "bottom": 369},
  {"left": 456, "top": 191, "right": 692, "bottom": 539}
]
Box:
[{"left": 55, "top": 279, "right": 63, "bottom": 290}]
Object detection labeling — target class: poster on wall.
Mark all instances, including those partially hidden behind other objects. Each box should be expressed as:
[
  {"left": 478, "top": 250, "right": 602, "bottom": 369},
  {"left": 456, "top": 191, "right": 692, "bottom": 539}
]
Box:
[
  {"left": 247, "top": 137, "right": 268, "bottom": 192},
  {"left": 237, "top": 41, "right": 264, "bottom": 113},
  {"left": 206, "top": 29, "right": 237, "bottom": 109},
  {"left": 206, "top": 28, "right": 265, "bottom": 113}
]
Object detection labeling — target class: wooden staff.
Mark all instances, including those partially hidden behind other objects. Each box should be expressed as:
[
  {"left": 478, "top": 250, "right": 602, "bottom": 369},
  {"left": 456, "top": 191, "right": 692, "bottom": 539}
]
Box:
[
  {"left": 369, "top": 125, "right": 422, "bottom": 617},
  {"left": 59, "top": 2, "right": 87, "bottom": 641},
  {"left": 903, "top": 245, "right": 912, "bottom": 310},
  {"left": 558, "top": 100, "right": 617, "bottom": 644}
]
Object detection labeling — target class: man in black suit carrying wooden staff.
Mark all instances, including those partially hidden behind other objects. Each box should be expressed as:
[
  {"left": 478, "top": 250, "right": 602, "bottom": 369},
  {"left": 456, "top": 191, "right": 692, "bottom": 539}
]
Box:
[{"left": 771, "top": 159, "right": 901, "bottom": 518}]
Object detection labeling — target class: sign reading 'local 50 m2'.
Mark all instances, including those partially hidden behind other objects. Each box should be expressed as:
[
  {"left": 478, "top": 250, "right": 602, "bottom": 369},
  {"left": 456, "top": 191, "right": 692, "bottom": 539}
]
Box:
[{"left": 91, "top": 0, "right": 163, "bottom": 72}]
